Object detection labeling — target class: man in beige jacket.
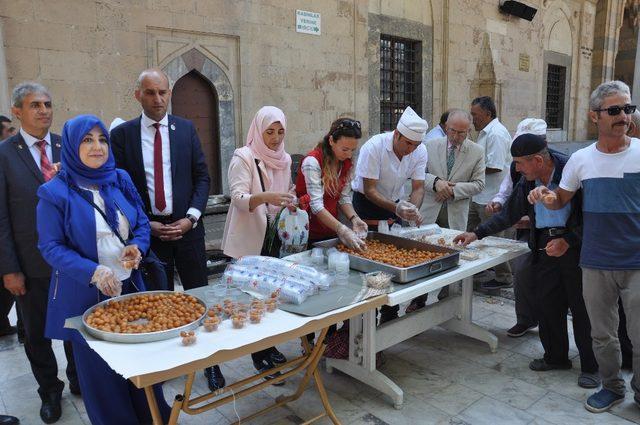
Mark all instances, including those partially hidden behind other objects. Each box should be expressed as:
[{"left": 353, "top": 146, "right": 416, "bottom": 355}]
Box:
[{"left": 421, "top": 109, "right": 485, "bottom": 231}]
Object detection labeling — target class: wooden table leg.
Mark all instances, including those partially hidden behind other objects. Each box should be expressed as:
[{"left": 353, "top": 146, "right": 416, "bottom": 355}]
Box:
[
  {"left": 168, "top": 394, "right": 184, "bottom": 425},
  {"left": 144, "top": 385, "right": 163, "bottom": 425},
  {"left": 312, "top": 364, "right": 341, "bottom": 424}
]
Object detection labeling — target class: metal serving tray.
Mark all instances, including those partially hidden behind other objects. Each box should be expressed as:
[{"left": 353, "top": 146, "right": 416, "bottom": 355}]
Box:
[
  {"left": 313, "top": 231, "right": 460, "bottom": 283},
  {"left": 82, "top": 290, "right": 207, "bottom": 344}
]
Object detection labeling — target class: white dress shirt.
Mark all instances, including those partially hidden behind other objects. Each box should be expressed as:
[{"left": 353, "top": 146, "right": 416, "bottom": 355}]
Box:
[
  {"left": 140, "top": 112, "right": 173, "bottom": 215},
  {"left": 423, "top": 125, "right": 446, "bottom": 143},
  {"left": 352, "top": 131, "right": 428, "bottom": 201},
  {"left": 140, "top": 112, "right": 202, "bottom": 220},
  {"left": 474, "top": 118, "right": 512, "bottom": 205},
  {"left": 491, "top": 171, "right": 513, "bottom": 206},
  {"left": 20, "top": 128, "right": 52, "bottom": 171},
  {"left": 83, "top": 187, "right": 132, "bottom": 281}
]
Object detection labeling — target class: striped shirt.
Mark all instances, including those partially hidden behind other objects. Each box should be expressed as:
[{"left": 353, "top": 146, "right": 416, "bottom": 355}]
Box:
[
  {"left": 559, "top": 139, "right": 640, "bottom": 269},
  {"left": 300, "top": 156, "right": 353, "bottom": 214}
]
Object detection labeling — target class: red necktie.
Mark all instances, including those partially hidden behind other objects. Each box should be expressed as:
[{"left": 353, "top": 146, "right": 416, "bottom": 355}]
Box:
[
  {"left": 152, "top": 123, "right": 166, "bottom": 212},
  {"left": 36, "top": 140, "right": 54, "bottom": 182}
]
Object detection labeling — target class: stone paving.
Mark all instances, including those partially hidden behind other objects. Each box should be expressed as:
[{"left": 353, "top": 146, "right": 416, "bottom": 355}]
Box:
[{"left": 1, "top": 292, "right": 639, "bottom": 425}]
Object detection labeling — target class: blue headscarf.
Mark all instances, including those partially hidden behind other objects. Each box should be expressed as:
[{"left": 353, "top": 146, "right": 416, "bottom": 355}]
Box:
[{"left": 59, "top": 114, "right": 138, "bottom": 233}]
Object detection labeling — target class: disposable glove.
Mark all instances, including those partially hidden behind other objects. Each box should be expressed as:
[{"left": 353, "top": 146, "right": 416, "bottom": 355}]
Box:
[
  {"left": 92, "top": 265, "right": 122, "bottom": 297},
  {"left": 351, "top": 216, "right": 369, "bottom": 239},
  {"left": 120, "top": 244, "right": 142, "bottom": 270},
  {"left": 395, "top": 200, "right": 421, "bottom": 222},
  {"left": 337, "top": 224, "right": 366, "bottom": 251}
]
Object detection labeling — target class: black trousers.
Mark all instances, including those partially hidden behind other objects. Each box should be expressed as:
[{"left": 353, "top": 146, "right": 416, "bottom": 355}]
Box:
[
  {"left": 0, "top": 284, "right": 14, "bottom": 331},
  {"left": 353, "top": 192, "right": 407, "bottom": 321},
  {"left": 150, "top": 236, "right": 208, "bottom": 291},
  {"left": 513, "top": 229, "right": 538, "bottom": 327},
  {"left": 534, "top": 234, "right": 598, "bottom": 373},
  {"left": 16, "top": 276, "right": 77, "bottom": 397}
]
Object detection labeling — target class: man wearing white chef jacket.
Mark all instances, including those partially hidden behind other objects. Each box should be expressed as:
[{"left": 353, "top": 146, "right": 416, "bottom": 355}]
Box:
[{"left": 352, "top": 106, "right": 428, "bottom": 323}]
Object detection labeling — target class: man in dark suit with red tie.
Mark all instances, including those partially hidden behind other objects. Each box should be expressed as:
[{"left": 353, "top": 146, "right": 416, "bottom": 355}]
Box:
[
  {"left": 0, "top": 82, "right": 78, "bottom": 424},
  {"left": 110, "top": 69, "right": 219, "bottom": 390},
  {"left": 110, "top": 69, "right": 210, "bottom": 291}
]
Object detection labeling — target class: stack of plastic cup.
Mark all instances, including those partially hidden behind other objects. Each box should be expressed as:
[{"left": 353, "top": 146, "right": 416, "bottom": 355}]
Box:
[
  {"left": 328, "top": 250, "right": 340, "bottom": 271},
  {"left": 378, "top": 220, "right": 390, "bottom": 234},
  {"left": 311, "top": 247, "right": 324, "bottom": 266},
  {"left": 334, "top": 253, "right": 350, "bottom": 285}
]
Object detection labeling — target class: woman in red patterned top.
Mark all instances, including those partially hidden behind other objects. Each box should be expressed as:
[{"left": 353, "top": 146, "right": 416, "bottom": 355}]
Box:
[{"left": 296, "top": 118, "right": 367, "bottom": 249}]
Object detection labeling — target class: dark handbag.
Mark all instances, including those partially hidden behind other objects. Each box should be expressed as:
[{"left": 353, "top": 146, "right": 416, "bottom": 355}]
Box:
[
  {"left": 70, "top": 185, "right": 169, "bottom": 291},
  {"left": 255, "top": 159, "right": 282, "bottom": 257}
]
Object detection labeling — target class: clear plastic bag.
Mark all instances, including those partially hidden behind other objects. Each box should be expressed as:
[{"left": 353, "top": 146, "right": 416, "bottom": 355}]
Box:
[
  {"left": 277, "top": 208, "right": 309, "bottom": 257},
  {"left": 228, "top": 256, "right": 336, "bottom": 302}
]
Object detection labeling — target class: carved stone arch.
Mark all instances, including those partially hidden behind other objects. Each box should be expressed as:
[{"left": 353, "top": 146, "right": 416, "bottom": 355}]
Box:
[
  {"left": 469, "top": 33, "right": 502, "bottom": 115},
  {"left": 543, "top": 3, "right": 574, "bottom": 56},
  {"left": 161, "top": 47, "right": 236, "bottom": 195},
  {"left": 541, "top": 3, "right": 574, "bottom": 140}
]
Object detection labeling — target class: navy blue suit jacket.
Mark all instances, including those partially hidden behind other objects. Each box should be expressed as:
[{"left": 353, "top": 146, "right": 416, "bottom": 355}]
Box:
[
  {"left": 0, "top": 132, "right": 61, "bottom": 278},
  {"left": 110, "top": 115, "right": 210, "bottom": 241},
  {"left": 36, "top": 170, "right": 150, "bottom": 340}
]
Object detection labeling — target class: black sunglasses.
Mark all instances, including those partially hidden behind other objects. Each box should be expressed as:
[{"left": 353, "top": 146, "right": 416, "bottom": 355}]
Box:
[
  {"left": 336, "top": 119, "right": 361, "bottom": 131},
  {"left": 593, "top": 104, "right": 637, "bottom": 116}
]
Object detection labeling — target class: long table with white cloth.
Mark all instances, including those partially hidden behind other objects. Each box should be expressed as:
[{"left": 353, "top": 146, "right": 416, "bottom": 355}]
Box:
[
  {"left": 287, "top": 227, "right": 530, "bottom": 409},
  {"left": 65, "top": 286, "right": 387, "bottom": 425}
]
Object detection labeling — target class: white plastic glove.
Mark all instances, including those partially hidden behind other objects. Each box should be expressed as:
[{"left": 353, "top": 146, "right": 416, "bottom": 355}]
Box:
[
  {"left": 120, "top": 244, "right": 142, "bottom": 270},
  {"left": 337, "top": 224, "right": 366, "bottom": 251},
  {"left": 351, "top": 216, "right": 368, "bottom": 239},
  {"left": 92, "top": 265, "right": 122, "bottom": 297},
  {"left": 395, "top": 200, "right": 421, "bottom": 222}
]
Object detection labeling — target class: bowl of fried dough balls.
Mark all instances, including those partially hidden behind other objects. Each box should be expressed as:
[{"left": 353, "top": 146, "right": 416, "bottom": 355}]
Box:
[{"left": 83, "top": 291, "right": 207, "bottom": 343}]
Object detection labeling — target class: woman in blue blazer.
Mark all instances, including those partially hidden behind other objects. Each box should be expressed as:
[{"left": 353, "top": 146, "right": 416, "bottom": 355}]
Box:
[{"left": 36, "top": 115, "right": 170, "bottom": 425}]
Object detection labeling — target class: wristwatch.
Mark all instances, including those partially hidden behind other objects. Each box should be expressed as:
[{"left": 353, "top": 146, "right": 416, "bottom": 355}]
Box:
[
  {"left": 186, "top": 214, "right": 198, "bottom": 229},
  {"left": 432, "top": 177, "right": 441, "bottom": 192}
]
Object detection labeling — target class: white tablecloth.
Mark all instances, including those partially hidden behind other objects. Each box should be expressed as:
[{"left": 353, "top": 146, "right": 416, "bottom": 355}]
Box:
[{"left": 66, "top": 300, "right": 369, "bottom": 379}]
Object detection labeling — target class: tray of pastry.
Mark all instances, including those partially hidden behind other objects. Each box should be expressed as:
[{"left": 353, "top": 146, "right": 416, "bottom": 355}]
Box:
[
  {"left": 82, "top": 291, "right": 207, "bottom": 343},
  {"left": 313, "top": 232, "right": 459, "bottom": 283}
]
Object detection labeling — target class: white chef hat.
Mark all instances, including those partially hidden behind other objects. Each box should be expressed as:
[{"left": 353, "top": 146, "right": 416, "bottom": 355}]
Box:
[
  {"left": 109, "top": 117, "right": 125, "bottom": 132},
  {"left": 396, "top": 106, "right": 428, "bottom": 142},
  {"left": 513, "top": 118, "right": 547, "bottom": 141}
]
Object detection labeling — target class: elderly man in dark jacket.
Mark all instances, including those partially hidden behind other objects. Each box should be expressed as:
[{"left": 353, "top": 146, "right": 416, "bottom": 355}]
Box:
[{"left": 455, "top": 133, "right": 598, "bottom": 388}]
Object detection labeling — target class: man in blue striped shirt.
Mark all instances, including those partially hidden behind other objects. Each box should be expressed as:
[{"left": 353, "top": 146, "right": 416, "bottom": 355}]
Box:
[{"left": 529, "top": 80, "right": 640, "bottom": 414}]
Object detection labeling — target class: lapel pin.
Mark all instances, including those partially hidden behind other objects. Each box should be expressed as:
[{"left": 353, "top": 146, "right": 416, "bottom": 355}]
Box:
[
  {"left": 17, "top": 144, "right": 23, "bottom": 150},
  {"left": 170, "top": 124, "right": 176, "bottom": 131},
  {"left": 55, "top": 143, "right": 61, "bottom": 148}
]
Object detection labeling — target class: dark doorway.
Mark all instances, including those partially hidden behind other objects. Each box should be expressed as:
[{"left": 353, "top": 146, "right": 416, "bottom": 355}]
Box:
[{"left": 172, "top": 70, "right": 221, "bottom": 194}]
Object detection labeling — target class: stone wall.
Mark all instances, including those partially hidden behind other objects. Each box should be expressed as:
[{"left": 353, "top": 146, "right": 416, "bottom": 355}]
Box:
[
  {"left": 436, "top": 0, "right": 596, "bottom": 140},
  {"left": 0, "top": 0, "right": 370, "bottom": 156},
  {"left": 1, "top": 0, "right": 603, "bottom": 156}
]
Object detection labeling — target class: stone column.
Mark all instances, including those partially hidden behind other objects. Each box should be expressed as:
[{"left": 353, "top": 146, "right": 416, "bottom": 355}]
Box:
[
  {"left": 0, "top": 20, "right": 11, "bottom": 115},
  {"left": 633, "top": 27, "right": 640, "bottom": 104},
  {"left": 590, "top": 0, "right": 625, "bottom": 88}
]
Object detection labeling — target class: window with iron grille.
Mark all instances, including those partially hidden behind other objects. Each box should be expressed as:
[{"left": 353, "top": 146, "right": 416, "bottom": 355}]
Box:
[
  {"left": 545, "top": 64, "right": 566, "bottom": 129},
  {"left": 380, "top": 35, "right": 422, "bottom": 132}
]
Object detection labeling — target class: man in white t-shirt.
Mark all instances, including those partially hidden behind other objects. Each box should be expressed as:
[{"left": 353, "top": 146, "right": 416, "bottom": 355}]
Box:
[
  {"left": 469, "top": 96, "right": 513, "bottom": 288},
  {"left": 352, "top": 106, "right": 428, "bottom": 322},
  {"left": 529, "top": 80, "right": 640, "bottom": 414},
  {"left": 422, "top": 110, "right": 449, "bottom": 143}
]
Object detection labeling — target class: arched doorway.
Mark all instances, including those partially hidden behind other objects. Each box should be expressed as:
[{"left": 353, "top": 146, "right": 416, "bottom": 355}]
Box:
[{"left": 171, "top": 70, "right": 221, "bottom": 194}]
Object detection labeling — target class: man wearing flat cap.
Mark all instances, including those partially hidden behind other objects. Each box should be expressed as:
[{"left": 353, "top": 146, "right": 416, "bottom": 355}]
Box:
[
  {"left": 454, "top": 134, "right": 599, "bottom": 389},
  {"left": 352, "top": 106, "right": 428, "bottom": 322},
  {"left": 486, "top": 118, "right": 546, "bottom": 338}
]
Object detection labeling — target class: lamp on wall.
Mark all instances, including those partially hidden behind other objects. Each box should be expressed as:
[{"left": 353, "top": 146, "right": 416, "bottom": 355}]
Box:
[{"left": 499, "top": 0, "right": 538, "bottom": 21}]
